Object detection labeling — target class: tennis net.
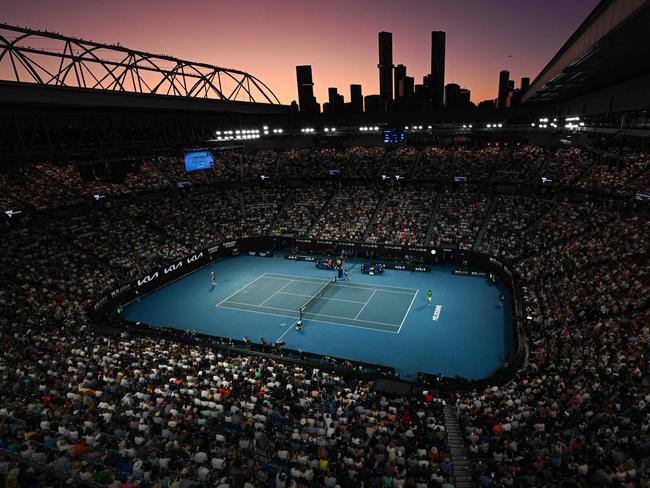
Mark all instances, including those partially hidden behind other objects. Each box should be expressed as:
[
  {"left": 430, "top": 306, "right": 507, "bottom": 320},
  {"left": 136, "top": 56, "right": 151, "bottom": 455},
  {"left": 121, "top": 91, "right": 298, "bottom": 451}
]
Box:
[{"left": 299, "top": 277, "right": 335, "bottom": 316}]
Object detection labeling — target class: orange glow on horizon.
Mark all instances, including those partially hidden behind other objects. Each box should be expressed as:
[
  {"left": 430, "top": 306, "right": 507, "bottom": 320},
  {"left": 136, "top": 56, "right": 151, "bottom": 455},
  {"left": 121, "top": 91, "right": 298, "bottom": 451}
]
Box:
[{"left": 1, "top": 0, "right": 599, "bottom": 106}]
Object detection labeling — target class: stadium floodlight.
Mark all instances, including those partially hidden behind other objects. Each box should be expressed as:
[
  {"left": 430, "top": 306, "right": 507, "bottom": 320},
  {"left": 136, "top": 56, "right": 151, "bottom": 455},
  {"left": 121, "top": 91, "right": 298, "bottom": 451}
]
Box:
[
  {"left": 404, "top": 126, "right": 408, "bottom": 129},
  {"left": 531, "top": 123, "right": 536, "bottom": 127},
  {"left": 498, "top": 123, "right": 503, "bottom": 128},
  {"left": 579, "top": 122, "right": 585, "bottom": 127},
  {"left": 418, "top": 125, "right": 423, "bottom": 129},
  {"left": 264, "top": 130, "right": 269, "bottom": 135},
  {"left": 263, "top": 126, "right": 268, "bottom": 130},
  {"left": 469, "top": 124, "right": 473, "bottom": 128},
  {"left": 428, "top": 125, "right": 432, "bottom": 129},
  {"left": 331, "top": 127, "right": 336, "bottom": 132},
  {"left": 381, "top": 175, "right": 389, "bottom": 180},
  {"left": 236, "top": 130, "right": 241, "bottom": 134},
  {"left": 462, "top": 124, "right": 467, "bottom": 129},
  {"left": 487, "top": 124, "right": 492, "bottom": 128},
  {"left": 324, "top": 128, "right": 329, "bottom": 132},
  {"left": 374, "top": 126, "right": 379, "bottom": 131},
  {"left": 216, "top": 131, "right": 221, "bottom": 135}
]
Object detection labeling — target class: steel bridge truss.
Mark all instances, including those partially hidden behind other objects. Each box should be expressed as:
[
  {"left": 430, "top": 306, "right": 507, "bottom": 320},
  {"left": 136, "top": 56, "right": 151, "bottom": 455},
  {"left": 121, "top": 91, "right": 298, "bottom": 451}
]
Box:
[{"left": 0, "top": 23, "right": 281, "bottom": 105}]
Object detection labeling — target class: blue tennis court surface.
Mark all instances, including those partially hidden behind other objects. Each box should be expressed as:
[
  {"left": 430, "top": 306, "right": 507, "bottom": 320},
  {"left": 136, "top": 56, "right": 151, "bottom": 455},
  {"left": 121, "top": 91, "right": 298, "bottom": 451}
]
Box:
[
  {"left": 121, "top": 255, "right": 513, "bottom": 380},
  {"left": 217, "top": 272, "right": 417, "bottom": 333}
]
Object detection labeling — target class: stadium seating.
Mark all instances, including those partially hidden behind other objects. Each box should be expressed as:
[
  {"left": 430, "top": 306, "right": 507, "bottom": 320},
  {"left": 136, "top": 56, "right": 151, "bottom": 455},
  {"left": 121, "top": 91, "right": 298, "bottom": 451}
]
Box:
[{"left": 0, "top": 144, "right": 648, "bottom": 487}]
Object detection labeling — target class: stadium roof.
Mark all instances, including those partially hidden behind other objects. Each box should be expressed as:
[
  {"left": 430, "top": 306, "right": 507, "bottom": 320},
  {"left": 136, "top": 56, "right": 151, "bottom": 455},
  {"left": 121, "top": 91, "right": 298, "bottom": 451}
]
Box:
[{"left": 523, "top": 0, "right": 650, "bottom": 104}]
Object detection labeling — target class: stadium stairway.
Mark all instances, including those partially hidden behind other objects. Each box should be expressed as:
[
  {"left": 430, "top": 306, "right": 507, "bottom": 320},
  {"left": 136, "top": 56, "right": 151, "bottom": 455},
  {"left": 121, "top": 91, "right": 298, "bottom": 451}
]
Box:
[
  {"left": 424, "top": 191, "right": 441, "bottom": 244},
  {"left": 267, "top": 192, "right": 293, "bottom": 234},
  {"left": 362, "top": 191, "right": 388, "bottom": 241},
  {"left": 239, "top": 191, "right": 247, "bottom": 220},
  {"left": 308, "top": 188, "right": 337, "bottom": 235},
  {"left": 407, "top": 148, "right": 424, "bottom": 179},
  {"left": 472, "top": 195, "right": 497, "bottom": 251},
  {"left": 444, "top": 404, "right": 475, "bottom": 488}
]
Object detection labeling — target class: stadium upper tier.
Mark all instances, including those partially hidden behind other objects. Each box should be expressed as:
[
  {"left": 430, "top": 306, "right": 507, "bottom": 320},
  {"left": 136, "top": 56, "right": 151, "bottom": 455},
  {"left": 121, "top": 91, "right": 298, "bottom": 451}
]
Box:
[{"left": 0, "top": 144, "right": 648, "bottom": 487}]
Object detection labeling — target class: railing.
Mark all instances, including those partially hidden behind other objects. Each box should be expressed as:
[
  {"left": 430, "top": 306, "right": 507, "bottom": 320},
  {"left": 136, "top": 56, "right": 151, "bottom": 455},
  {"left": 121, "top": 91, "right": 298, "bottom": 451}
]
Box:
[{"left": 0, "top": 23, "right": 281, "bottom": 105}]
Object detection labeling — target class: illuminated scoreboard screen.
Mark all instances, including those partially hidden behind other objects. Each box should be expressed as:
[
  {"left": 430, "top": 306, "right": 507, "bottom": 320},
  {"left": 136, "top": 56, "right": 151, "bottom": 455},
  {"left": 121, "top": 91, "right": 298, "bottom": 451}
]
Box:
[
  {"left": 384, "top": 130, "right": 406, "bottom": 143},
  {"left": 184, "top": 150, "right": 214, "bottom": 172}
]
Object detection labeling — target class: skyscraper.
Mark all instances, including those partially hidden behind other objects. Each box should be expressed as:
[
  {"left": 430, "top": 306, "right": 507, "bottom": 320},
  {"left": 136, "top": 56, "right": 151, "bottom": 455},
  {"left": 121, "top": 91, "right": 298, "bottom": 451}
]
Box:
[
  {"left": 327, "top": 87, "right": 344, "bottom": 113},
  {"left": 378, "top": 32, "right": 394, "bottom": 106},
  {"left": 520, "top": 77, "right": 530, "bottom": 93},
  {"left": 350, "top": 84, "right": 363, "bottom": 113},
  {"left": 430, "top": 31, "right": 446, "bottom": 110},
  {"left": 445, "top": 83, "right": 471, "bottom": 109},
  {"left": 394, "top": 64, "right": 406, "bottom": 100},
  {"left": 497, "top": 70, "right": 510, "bottom": 109},
  {"left": 400, "top": 76, "right": 414, "bottom": 98},
  {"left": 296, "top": 65, "right": 319, "bottom": 113}
]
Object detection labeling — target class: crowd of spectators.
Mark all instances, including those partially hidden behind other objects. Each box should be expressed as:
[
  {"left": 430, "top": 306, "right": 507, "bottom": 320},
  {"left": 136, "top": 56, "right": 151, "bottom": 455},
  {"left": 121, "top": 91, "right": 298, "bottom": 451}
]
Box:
[
  {"left": 491, "top": 146, "right": 547, "bottom": 185},
  {"left": 456, "top": 208, "right": 649, "bottom": 487},
  {"left": 367, "top": 189, "right": 435, "bottom": 246},
  {"left": 576, "top": 150, "right": 650, "bottom": 194},
  {"left": 0, "top": 218, "right": 454, "bottom": 487},
  {"left": 429, "top": 191, "right": 490, "bottom": 249},
  {"left": 49, "top": 203, "right": 191, "bottom": 279},
  {"left": 417, "top": 147, "right": 455, "bottom": 182},
  {"left": 0, "top": 142, "right": 649, "bottom": 486},
  {"left": 310, "top": 186, "right": 382, "bottom": 241},
  {"left": 0, "top": 164, "right": 84, "bottom": 209},
  {"left": 41, "top": 161, "right": 171, "bottom": 197},
  {"left": 478, "top": 196, "right": 555, "bottom": 261},
  {"left": 541, "top": 147, "right": 593, "bottom": 186},
  {"left": 276, "top": 148, "right": 386, "bottom": 180},
  {"left": 271, "top": 188, "right": 332, "bottom": 237},
  {"left": 242, "top": 188, "right": 288, "bottom": 237}
]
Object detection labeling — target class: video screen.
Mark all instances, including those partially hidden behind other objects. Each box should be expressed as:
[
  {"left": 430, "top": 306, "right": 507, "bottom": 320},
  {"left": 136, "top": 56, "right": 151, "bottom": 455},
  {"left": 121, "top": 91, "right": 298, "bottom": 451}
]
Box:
[
  {"left": 184, "top": 150, "right": 214, "bottom": 172},
  {"left": 384, "top": 130, "right": 406, "bottom": 143}
]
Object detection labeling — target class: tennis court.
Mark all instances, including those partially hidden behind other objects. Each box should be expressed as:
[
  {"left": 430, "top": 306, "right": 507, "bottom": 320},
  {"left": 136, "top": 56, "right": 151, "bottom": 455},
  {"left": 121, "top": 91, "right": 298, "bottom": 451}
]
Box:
[
  {"left": 217, "top": 272, "right": 418, "bottom": 335},
  {"left": 121, "top": 255, "right": 513, "bottom": 380}
]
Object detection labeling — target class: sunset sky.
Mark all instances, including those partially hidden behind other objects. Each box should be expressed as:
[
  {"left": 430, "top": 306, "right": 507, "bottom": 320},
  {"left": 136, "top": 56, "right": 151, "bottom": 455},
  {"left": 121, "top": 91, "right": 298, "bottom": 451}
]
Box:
[{"left": 3, "top": 0, "right": 599, "bottom": 104}]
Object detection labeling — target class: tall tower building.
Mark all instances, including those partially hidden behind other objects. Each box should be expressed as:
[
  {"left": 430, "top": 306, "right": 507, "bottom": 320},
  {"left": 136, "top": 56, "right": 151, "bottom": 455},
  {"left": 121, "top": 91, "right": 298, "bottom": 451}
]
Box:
[
  {"left": 430, "top": 31, "right": 446, "bottom": 110},
  {"left": 378, "top": 32, "right": 394, "bottom": 105},
  {"left": 296, "top": 65, "right": 318, "bottom": 113},
  {"left": 394, "top": 64, "right": 406, "bottom": 100},
  {"left": 520, "top": 77, "right": 530, "bottom": 93},
  {"left": 350, "top": 84, "right": 363, "bottom": 113},
  {"left": 497, "top": 70, "right": 510, "bottom": 109},
  {"left": 327, "top": 87, "right": 344, "bottom": 113}
]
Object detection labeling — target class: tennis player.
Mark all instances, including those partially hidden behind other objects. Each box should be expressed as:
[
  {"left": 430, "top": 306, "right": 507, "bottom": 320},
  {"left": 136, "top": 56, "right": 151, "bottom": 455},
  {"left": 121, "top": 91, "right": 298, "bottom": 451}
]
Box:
[
  {"left": 426, "top": 289, "right": 433, "bottom": 307},
  {"left": 210, "top": 271, "right": 217, "bottom": 288}
]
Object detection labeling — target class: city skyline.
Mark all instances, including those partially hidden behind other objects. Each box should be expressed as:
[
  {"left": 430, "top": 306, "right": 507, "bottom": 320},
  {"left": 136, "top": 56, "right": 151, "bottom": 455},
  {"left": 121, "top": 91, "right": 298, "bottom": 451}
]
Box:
[{"left": 2, "top": 0, "right": 599, "bottom": 105}]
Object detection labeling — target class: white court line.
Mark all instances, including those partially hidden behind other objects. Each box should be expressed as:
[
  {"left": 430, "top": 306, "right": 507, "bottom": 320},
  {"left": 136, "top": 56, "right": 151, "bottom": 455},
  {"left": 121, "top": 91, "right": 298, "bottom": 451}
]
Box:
[
  {"left": 275, "top": 322, "right": 296, "bottom": 344},
  {"left": 215, "top": 274, "right": 275, "bottom": 307},
  {"left": 354, "top": 289, "right": 377, "bottom": 320},
  {"left": 259, "top": 280, "right": 294, "bottom": 306},
  {"left": 264, "top": 272, "right": 418, "bottom": 293},
  {"left": 397, "top": 290, "right": 418, "bottom": 334},
  {"left": 220, "top": 300, "right": 400, "bottom": 328},
  {"left": 276, "top": 291, "right": 367, "bottom": 305},
  {"left": 216, "top": 305, "right": 400, "bottom": 335},
  {"left": 260, "top": 275, "right": 299, "bottom": 282}
]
